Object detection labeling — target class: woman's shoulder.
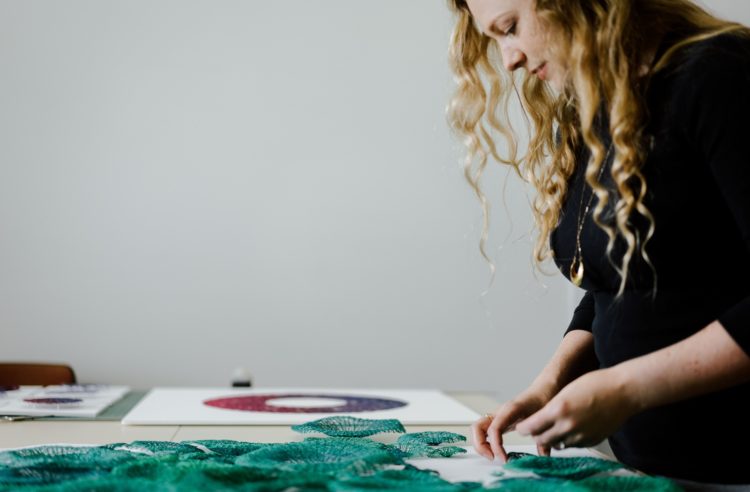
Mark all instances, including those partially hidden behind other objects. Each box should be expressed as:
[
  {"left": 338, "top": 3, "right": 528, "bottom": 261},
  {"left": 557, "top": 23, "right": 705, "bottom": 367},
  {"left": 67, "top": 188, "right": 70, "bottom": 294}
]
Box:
[
  {"left": 666, "top": 31, "right": 750, "bottom": 80},
  {"left": 649, "top": 31, "right": 750, "bottom": 111}
]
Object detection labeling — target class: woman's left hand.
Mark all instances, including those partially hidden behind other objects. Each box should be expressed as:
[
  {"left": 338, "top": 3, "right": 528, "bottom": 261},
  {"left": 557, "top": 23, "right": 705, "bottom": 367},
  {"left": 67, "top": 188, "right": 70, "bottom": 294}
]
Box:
[{"left": 513, "top": 367, "right": 640, "bottom": 449}]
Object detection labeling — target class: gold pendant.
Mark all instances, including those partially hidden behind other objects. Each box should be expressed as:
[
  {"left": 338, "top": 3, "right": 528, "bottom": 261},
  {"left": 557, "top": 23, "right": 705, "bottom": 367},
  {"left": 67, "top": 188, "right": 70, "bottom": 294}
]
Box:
[{"left": 570, "top": 259, "right": 584, "bottom": 287}]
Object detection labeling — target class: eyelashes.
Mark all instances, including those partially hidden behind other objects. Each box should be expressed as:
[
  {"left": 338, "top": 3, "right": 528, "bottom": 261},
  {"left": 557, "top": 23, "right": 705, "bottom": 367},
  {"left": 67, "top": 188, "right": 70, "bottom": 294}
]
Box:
[{"left": 490, "top": 20, "right": 516, "bottom": 37}]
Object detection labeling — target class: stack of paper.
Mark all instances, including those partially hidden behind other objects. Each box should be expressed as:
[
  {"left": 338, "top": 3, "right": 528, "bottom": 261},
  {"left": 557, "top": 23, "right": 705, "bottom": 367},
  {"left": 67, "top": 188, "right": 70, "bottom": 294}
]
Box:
[{"left": 0, "top": 385, "right": 130, "bottom": 418}]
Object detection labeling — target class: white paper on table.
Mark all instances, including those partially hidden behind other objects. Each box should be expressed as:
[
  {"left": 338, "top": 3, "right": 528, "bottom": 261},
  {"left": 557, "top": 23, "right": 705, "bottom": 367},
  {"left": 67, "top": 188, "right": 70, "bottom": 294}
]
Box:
[
  {"left": 0, "top": 385, "right": 130, "bottom": 418},
  {"left": 407, "top": 445, "right": 631, "bottom": 486},
  {"left": 121, "top": 387, "right": 480, "bottom": 425}
]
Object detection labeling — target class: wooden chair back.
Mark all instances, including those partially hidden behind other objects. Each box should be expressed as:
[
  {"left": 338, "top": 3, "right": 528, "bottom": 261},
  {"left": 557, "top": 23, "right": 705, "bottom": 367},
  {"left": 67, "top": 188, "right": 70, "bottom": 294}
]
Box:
[{"left": 0, "top": 363, "right": 77, "bottom": 386}]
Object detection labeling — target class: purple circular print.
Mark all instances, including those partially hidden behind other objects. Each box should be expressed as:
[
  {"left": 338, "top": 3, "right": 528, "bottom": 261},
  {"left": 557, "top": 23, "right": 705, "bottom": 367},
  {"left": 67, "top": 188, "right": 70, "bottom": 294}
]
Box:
[
  {"left": 203, "top": 393, "right": 407, "bottom": 413},
  {"left": 24, "top": 397, "right": 83, "bottom": 405},
  {"left": 0, "top": 385, "right": 20, "bottom": 392}
]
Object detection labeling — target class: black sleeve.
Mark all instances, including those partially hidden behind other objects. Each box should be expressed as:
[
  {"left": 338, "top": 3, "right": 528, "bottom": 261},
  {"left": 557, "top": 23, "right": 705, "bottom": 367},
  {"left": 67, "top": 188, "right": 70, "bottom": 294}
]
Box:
[
  {"left": 564, "top": 290, "right": 595, "bottom": 336},
  {"left": 685, "top": 38, "right": 750, "bottom": 355}
]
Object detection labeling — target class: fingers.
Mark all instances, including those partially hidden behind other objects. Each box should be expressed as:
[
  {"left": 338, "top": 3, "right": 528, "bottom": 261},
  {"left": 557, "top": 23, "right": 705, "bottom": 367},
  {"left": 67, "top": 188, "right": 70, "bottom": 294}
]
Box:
[
  {"left": 516, "top": 405, "right": 570, "bottom": 450},
  {"left": 533, "top": 421, "right": 574, "bottom": 449},
  {"left": 471, "top": 414, "right": 494, "bottom": 460},
  {"left": 515, "top": 407, "right": 554, "bottom": 438},
  {"left": 486, "top": 416, "right": 508, "bottom": 463},
  {"left": 486, "top": 402, "right": 531, "bottom": 463},
  {"left": 536, "top": 442, "right": 551, "bottom": 457}
]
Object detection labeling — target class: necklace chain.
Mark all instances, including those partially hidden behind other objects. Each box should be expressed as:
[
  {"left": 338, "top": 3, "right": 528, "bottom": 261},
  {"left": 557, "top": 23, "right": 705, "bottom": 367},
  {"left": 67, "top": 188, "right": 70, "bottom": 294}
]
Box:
[{"left": 570, "top": 143, "right": 613, "bottom": 287}]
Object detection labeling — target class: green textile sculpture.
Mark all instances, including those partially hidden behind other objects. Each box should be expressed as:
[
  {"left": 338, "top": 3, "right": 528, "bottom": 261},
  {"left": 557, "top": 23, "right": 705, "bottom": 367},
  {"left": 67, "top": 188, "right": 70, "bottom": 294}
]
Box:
[
  {"left": 395, "top": 441, "right": 468, "bottom": 458},
  {"left": 485, "top": 475, "right": 682, "bottom": 491},
  {"left": 396, "top": 431, "right": 467, "bottom": 446},
  {"left": 234, "top": 437, "right": 400, "bottom": 477},
  {"left": 491, "top": 455, "right": 682, "bottom": 491},
  {"left": 504, "top": 455, "right": 624, "bottom": 480},
  {"left": 0, "top": 417, "right": 683, "bottom": 491},
  {"left": 393, "top": 430, "right": 468, "bottom": 458},
  {"left": 328, "top": 465, "right": 475, "bottom": 491},
  {"left": 291, "top": 416, "right": 406, "bottom": 437}
]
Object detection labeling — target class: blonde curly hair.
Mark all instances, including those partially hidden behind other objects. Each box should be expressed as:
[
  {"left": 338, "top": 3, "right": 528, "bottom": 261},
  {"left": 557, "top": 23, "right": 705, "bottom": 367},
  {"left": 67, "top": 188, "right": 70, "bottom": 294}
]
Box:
[{"left": 447, "top": 0, "right": 747, "bottom": 297}]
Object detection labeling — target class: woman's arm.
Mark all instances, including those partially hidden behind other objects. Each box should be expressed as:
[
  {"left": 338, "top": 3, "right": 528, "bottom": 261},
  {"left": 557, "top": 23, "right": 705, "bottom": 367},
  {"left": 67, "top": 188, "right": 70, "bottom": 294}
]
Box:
[
  {"left": 515, "top": 321, "right": 750, "bottom": 449},
  {"left": 617, "top": 320, "right": 750, "bottom": 413},
  {"left": 532, "top": 329, "right": 599, "bottom": 397}
]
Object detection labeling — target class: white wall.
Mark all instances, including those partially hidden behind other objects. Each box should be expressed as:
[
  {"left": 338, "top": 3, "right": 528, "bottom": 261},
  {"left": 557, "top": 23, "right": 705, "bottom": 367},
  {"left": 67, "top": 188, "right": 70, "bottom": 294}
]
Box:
[
  {"left": 699, "top": 1, "right": 750, "bottom": 25},
  {"left": 0, "top": 1, "right": 748, "bottom": 401}
]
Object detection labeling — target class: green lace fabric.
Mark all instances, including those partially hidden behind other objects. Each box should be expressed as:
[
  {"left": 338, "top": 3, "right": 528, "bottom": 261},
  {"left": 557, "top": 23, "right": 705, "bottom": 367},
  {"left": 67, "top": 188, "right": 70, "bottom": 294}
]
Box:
[
  {"left": 291, "top": 416, "right": 406, "bottom": 437},
  {"left": 328, "top": 465, "right": 475, "bottom": 491},
  {"left": 504, "top": 455, "right": 624, "bottom": 480},
  {"left": 391, "top": 431, "right": 468, "bottom": 458},
  {"left": 0, "top": 418, "right": 683, "bottom": 491},
  {"left": 395, "top": 441, "right": 468, "bottom": 458},
  {"left": 485, "top": 475, "right": 682, "bottom": 491},
  {"left": 397, "top": 431, "right": 466, "bottom": 446},
  {"left": 491, "top": 455, "right": 682, "bottom": 491}
]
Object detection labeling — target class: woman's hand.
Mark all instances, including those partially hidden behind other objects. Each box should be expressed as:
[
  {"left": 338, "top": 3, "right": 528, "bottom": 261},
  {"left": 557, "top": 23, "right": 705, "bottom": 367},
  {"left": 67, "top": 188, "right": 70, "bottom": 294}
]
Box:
[
  {"left": 473, "top": 385, "right": 556, "bottom": 462},
  {"left": 514, "top": 367, "right": 638, "bottom": 450},
  {"left": 473, "top": 329, "right": 597, "bottom": 461}
]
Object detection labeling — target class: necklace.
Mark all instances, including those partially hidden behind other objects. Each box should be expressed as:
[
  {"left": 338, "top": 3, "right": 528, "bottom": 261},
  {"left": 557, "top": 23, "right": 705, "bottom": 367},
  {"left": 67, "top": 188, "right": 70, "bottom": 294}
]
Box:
[{"left": 569, "top": 143, "right": 612, "bottom": 287}]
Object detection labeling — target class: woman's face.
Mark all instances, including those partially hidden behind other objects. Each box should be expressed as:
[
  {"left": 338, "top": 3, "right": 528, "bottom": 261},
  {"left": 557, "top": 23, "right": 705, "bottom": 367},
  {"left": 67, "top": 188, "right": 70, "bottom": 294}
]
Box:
[{"left": 465, "top": 0, "right": 565, "bottom": 89}]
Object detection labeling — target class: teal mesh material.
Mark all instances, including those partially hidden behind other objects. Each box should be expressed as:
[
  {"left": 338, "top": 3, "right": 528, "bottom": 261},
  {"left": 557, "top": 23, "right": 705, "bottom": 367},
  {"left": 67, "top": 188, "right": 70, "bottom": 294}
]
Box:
[
  {"left": 486, "top": 475, "right": 684, "bottom": 492},
  {"left": 576, "top": 475, "right": 684, "bottom": 491},
  {"left": 112, "top": 456, "right": 276, "bottom": 484},
  {"left": 504, "top": 455, "right": 624, "bottom": 480},
  {"left": 0, "top": 446, "right": 135, "bottom": 487},
  {"left": 291, "top": 416, "right": 406, "bottom": 437},
  {"left": 235, "top": 437, "right": 401, "bottom": 477},
  {"left": 329, "top": 466, "right": 472, "bottom": 491},
  {"left": 506, "top": 451, "right": 534, "bottom": 462},
  {"left": 391, "top": 431, "right": 467, "bottom": 459},
  {"left": 0, "top": 446, "right": 133, "bottom": 469},
  {"left": 484, "top": 477, "right": 589, "bottom": 491},
  {"left": 103, "top": 441, "right": 201, "bottom": 456},
  {"left": 396, "top": 441, "right": 468, "bottom": 458},
  {"left": 184, "top": 440, "right": 267, "bottom": 456},
  {"left": 397, "top": 431, "right": 466, "bottom": 446},
  {"left": 0, "top": 417, "right": 683, "bottom": 491},
  {"left": 5, "top": 477, "right": 176, "bottom": 492}
]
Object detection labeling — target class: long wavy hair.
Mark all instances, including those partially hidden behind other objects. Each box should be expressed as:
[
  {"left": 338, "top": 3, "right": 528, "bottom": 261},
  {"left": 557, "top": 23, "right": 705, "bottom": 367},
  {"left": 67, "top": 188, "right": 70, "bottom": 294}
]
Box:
[{"left": 447, "top": 0, "right": 748, "bottom": 297}]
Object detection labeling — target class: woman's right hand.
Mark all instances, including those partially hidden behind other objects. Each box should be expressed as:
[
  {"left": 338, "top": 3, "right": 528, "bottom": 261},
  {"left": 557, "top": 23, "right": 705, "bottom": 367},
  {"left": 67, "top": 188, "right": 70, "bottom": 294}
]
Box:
[{"left": 472, "top": 388, "right": 554, "bottom": 462}]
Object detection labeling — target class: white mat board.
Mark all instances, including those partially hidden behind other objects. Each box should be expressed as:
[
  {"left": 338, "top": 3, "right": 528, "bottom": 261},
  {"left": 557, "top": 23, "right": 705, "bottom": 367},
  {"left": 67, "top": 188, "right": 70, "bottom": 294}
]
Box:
[
  {"left": 121, "top": 388, "right": 480, "bottom": 425},
  {"left": 0, "top": 385, "right": 130, "bottom": 418},
  {"left": 407, "top": 445, "right": 619, "bottom": 486}
]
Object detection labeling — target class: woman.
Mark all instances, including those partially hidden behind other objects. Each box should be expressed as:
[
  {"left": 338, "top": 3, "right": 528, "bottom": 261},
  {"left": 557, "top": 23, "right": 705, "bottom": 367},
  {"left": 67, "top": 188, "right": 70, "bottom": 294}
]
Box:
[{"left": 448, "top": 0, "right": 750, "bottom": 485}]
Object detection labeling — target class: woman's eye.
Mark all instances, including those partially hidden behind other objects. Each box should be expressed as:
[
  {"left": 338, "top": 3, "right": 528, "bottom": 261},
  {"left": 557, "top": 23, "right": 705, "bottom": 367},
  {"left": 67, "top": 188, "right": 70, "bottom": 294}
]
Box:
[{"left": 504, "top": 22, "right": 516, "bottom": 36}]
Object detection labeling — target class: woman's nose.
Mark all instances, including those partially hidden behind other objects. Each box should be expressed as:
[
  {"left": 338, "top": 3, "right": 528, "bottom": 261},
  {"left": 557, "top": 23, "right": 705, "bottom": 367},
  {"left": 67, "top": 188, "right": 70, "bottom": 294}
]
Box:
[{"left": 501, "top": 44, "right": 526, "bottom": 72}]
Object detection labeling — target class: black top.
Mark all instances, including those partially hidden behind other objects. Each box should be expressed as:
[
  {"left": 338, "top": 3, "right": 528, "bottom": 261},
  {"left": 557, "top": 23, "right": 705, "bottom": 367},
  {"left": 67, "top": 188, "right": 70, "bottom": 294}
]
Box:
[{"left": 550, "top": 33, "right": 750, "bottom": 484}]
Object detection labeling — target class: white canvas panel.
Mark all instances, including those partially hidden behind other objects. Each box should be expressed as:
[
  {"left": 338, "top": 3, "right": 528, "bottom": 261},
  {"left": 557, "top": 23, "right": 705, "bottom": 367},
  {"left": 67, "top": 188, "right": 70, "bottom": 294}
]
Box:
[{"left": 121, "top": 387, "right": 480, "bottom": 425}]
